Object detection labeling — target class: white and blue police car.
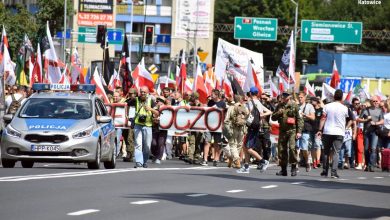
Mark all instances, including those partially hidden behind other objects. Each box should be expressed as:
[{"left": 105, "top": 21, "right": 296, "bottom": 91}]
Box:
[{"left": 1, "top": 84, "right": 116, "bottom": 169}]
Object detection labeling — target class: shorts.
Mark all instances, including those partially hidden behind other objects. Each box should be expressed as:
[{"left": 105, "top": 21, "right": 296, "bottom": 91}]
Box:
[
  {"left": 245, "top": 130, "right": 260, "bottom": 149},
  {"left": 297, "top": 132, "right": 314, "bottom": 151},
  {"left": 314, "top": 136, "right": 323, "bottom": 149},
  {"left": 341, "top": 139, "right": 352, "bottom": 157},
  {"left": 204, "top": 132, "right": 222, "bottom": 145}
]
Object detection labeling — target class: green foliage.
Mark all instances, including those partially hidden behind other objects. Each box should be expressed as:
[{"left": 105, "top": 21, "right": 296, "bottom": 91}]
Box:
[{"left": 214, "top": 0, "right": 390, "bottom": 71}]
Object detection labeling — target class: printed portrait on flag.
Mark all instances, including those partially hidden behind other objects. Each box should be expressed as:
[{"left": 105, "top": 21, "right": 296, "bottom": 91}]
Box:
[{"left": 215, "top": 38, "right": 264, "bottom": 88}]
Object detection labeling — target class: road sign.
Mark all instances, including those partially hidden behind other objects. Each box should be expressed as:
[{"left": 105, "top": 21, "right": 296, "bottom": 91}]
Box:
[
  {"left": 156, "top": 34, "right": 171, "bottom": 44},
  {"left": 325, "top": 78, "right": 361, "bottom": 93},
  {"left": 234, "top": 17, "right": 277, "bottom": 41},
  {"left": 301, "top": 20, "right": 362, "bottom": 44},
  {"left": 107, "top": 29, "right": 123, "bottom": 44},
  {"left": 78, "top": 26, "right": 124, "bottom": 44},
  {"left": 56, "top": 29, "right": 71, "bottom": 39}
]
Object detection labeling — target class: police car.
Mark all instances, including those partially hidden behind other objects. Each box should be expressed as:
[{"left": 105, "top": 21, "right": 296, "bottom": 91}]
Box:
[{"left": 1, "top": 84, "right": 116, "bottom": 169}]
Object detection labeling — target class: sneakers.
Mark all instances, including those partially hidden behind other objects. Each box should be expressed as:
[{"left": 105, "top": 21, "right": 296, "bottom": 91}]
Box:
[
  {"left": 213, "top": 161, "right": 218, "bottom": 167},
  {"left": 320, "top": 170, "right": 328, "bottom": 177},
  {"left": 227, "top": 158, "right": 233, "bottom": 168},
  {"left": 368, "top": 166, "right": 375, "bottom": 172},
  {"left": 331, "top": 170, "right": 339, "bottom": 179},
  {"left": 306, "top": 164, "right": 311, "bottom": 172},
  {"left": 343, "top": 163, "right": 350, "bottom": 169},
  {"left": 232, "top": 160, "right": 241, "bottom": 169},
  {"left": 260, "top": 160, "right": 269, "bottom": 172},
  {"left": 312, "top": 160, "right": 318, "bottom": 169},
  {"left": 276, "top": 170, "right": 287, "bottom": 176},
  {"left": 134, "top": 162, "right": 143, "bottom": 168},
  {"left": 143, "top": 163, "right": 148, "bottom": 168},
  {"left": 200, "top": 160, "right": 208, "bottom": 166},
  {"left": 236, "top": 167, "right": 250, "bottom": 174},
  {"left": 355, "top": 164, "right": 363, "bottom": 170},
  {"left": 291, "top": 164, "right": 297, "bottom": 176},
  {"left": 154, "top": 159, "right": 161, "bottom": 164}
]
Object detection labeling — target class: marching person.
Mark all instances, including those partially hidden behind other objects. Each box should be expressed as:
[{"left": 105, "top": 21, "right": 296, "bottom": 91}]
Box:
[
  {"left": 317, "top": 89, "right": 349, "bottom": 178},
  {"left": 271, "top": 92, "right": 303, "bottom": 176}
]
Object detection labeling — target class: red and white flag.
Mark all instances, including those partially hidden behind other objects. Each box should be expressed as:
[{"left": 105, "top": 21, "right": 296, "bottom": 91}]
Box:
[
  {"left": 2, "top": 41, "right": 16, "bottom": 85},
  {"left": 322, "top": 83, "right": 336, "bottom": 101},
  {"left": 71, "top": 46, "right": 82, "bottom": 84},
  {"left": 222, "top": 75, "right": 233, "bottom": 99},
  {"left": 0, "top": 26, "right": 9, "bottom": 69},
  {"left": 243, "top": 59, "right": 262, "bottom": 94},
  {"left": 204, "top": 69, "right": 214, "bottom": 96},
  {"left": 58, "top": 65, "right": 70, "bottom": 85},
  {"left": 43, "top": 22, "right": 61, "bottom": 83},
  {"left": 178, "top": 50, "right": 187, "bottom": 93},
  {"left": 108, "top": 69, "right": 121, "bottom": 91},
  {"left": 269, "top": 76, "right": 279, "bottom": 98},
  {"left": 193, "top": 62, "right": 209, "bottom": 104},
  {"left": 304, "top": 79, "right": 315, "bottom": 96},
  {"left": 91, "top": 67, "right": 109, "bottom": 103},
  {"left": 184, "top": 79, "right": 193, "bottom": 93},
  {"left": 135, "top": 60, "right": 154, "bottom": 92},
  {"left": 330, "top": 60, "right": 340, "bottom": 89},
  {"left": 30, "top": 43, "right": 43, "bottom": 87},
  {"left": 159, "top": 76, "right": 176, "bottom": 89}
]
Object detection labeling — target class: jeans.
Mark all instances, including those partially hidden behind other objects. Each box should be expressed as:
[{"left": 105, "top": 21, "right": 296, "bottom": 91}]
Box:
[
  {"left": 134, "top": 125, "right": 153, "bottom": 165},
  {"left": 115, "top": 128, "right": 123, "bottom": 157},
  {"left": 364, "top": 131, "right": 378, "bottom": 167},
  {"left": 339, "top": 139, "right": 352, "bottom": 165}
]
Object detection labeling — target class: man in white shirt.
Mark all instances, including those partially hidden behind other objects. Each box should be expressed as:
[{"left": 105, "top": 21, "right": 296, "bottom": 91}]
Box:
[
  {"left": 317, "top": 89, "right": 349, "bottom": 178},
  {"left": 5, "top": 85, "right": 26, "bottom": 114}
]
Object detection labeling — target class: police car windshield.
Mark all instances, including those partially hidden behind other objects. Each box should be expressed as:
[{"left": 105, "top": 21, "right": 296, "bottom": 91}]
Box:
[{"left": 19, "top": 98, "right": 92, "bottom": 119}]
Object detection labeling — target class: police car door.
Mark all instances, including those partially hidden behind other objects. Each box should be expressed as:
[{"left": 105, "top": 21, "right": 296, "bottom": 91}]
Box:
[{"left": 95, "top": 99, "right": 115, "bottom": 157}]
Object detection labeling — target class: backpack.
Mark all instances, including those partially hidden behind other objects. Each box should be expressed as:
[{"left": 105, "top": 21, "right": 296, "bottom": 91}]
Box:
[
  {"left": 232, "top": 104, "right": 247, "bottom": 127},
  {"left": 246, "top": 100, "right": 261, "bottom": 130},
  {"left": 7, "top": 94, "right": 23, "bottom": 114}
]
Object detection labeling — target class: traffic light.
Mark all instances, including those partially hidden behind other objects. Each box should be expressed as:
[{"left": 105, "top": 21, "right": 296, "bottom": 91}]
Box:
[
  {"left": 144, "top": 25, "right": 154, "bottom": 45},
  {"left": 96, "top": 25, "right": 107, "bottom": 44}
]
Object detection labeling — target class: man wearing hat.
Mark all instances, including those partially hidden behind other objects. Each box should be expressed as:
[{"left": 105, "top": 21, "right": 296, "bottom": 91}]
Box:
[
  {"left": 122, "top": 88, "right": 138, "bottom": 162},
  {"left": 271, "top": 92, "right": 303, "bottom": 176}
]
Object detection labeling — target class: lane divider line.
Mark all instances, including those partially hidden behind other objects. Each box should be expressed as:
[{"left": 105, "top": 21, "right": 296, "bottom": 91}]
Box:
[
  {"left": 261, "top": 185, "right": 278, "bottom": 189},
  {"left": 226, "top": 190, "right": 245, "bottom": 193},
  {"left": 130, "top": 200, "right": 159, "bottom": 205},
  {"left": 67, "top": 209, "right": 100, "bottom": 216},
  {"left": 291, "top": 182, "right": 305, "bottom": 185},
  {"left": 187, "top": 194, "right": 208, "bottom": 197}
]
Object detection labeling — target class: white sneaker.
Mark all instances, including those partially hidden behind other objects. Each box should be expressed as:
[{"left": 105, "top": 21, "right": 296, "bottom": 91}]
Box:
[
  {"left": 355, "top": 164, "right": 363, "bottom": 170},
  {"left": 260, "top": 160, "right": 269, "bottom": 172},
  {"left": 236, "top": 167, "right": 250, "bottom": 174},
  {"left": 154, "top": 159, "right": 161, "bottom": 164}
]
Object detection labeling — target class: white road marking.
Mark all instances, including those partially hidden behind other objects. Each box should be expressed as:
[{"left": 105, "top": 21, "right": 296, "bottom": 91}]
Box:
[
  {"left": 226, "top": 190, "right": 245, "bottom": 193},
  {"left": 67, "top": 209, "right": 100, "bottom": 216},
  {"left": 130, "top": 200, "right": 159, "bottom": 205},
  {"left": 338, "top": 179, "right": 349, "bottom": 181},
  {"left": 187, "top": 194, "right": 208, "bottom": 197},
  {"left": 261, "top": 185, "right": 278, "bottom": 189},
  {"left": 291, "top": 182, "right": 305, "bottom": 185},
  {"left": 318, "top": 178, "right": 330, "bottom": 181},
  {"left": 0, "top": 167, "right": 225, "bottom": 182},
  {"left": 357, "top": 177, "right": 367, "bottom": 180},
  {"left": 374, "top": 177, "right": 384, "bottom": 179}
]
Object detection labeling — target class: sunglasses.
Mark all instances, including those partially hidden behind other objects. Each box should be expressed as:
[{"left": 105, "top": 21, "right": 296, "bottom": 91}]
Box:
[
  {"left": 354, "top": 103, "right": 360, "bottom": 105},
  {"left": 372, "top": 101, "right": 379, "bottom": 103}
]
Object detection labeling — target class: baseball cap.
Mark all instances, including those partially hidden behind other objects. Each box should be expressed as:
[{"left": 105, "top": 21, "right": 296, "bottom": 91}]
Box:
[
  {"left": 281, "top": 92, "right": 290, "bottom": 98},
  {"left": 249, "top": 86, "right": 259, "bottom": 95}
]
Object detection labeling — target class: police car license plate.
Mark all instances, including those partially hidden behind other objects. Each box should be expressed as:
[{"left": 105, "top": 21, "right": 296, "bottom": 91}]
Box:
[{"left": 31, "top": 145, "right": 60, "bottom": 152}]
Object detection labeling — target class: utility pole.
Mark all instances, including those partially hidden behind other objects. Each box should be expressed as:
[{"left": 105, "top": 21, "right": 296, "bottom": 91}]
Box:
[{"left": 63, "top": 0, "right": 67, "bottom": 62}]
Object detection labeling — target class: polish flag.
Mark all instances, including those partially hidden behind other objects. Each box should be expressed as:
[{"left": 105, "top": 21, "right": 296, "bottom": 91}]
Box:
[
  {"left": 91, "top": 66, "right": 109, "bottom": 103},
  {"left": 30, "top": 43, "right": 43, "bottom": 87},
  {"left": 330, "top": 60, "right": 340, "bottom": 89},
  {"left": 243, "top": 59, "right": 262, "bottom": 94},
  {"left": 193, "top": 62, "right": 209, "bottom": 104},
  {"left": 304, "top": 79, "right": 315, "bottom": 96},
  {"left": 58, "top": 65, "right": 70, "bottom": 85},
  {"left": 178, "top": 50, "right": 187, "bottom": 93},
  {"left": 71, "top": 46, "right": 82, "bottom": 84},
  {"left": 184, "top": 79, "right": 193, "bottom": 93},
  {"left": 0, "top": 26, "right": 9, "bottom": 68},
  {"left": 2, "top": 41, "right": 16, "bottom": 85},
  {"left": 204, "top": 69, "right": 214, "bottom": 96},
  {"left": 344, "top": 89, "right": 353, "bottom": 104},
  {"left": 108, "top": 69, "right": 121, "bottom": 92},
  {"left": 43, "top": 22, "right": 61, "bottom": 83},
  {"left": 269, "top": 76, "right": 279, "bottom": 98},
  {"left": 222, "top": 76, "right": 233, "bottom": 99},
  {"left": 159, "top": 76, "right": 176, "bottom": 89},
  {"left": 136, "top": 61, "right": 155, "bottom": 92}
]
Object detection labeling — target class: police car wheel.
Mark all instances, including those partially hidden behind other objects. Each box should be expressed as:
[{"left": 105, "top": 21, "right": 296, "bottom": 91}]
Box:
[
  {"left": 21, "top": 161, "right": 34, "bottom": 168},
  {"left": 1, "top": 159, "right": 16, "bottom": 168},
  {"left": 87, "top": 142, "right": 101, "bottom": 169},
  {"left": 104, "top": 148, "right": 116, "bottom": 169}
]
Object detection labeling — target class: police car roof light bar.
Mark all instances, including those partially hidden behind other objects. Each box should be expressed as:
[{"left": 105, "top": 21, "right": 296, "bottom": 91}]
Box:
[
  {"left": 32, "top": 83, "right": 96, "bottom": 93},
  {"left": 32, "top": 83, "right": 51, "bottom": 92},
  {"left": 70, "top": 84, "right": 96, "bottom": 93}
]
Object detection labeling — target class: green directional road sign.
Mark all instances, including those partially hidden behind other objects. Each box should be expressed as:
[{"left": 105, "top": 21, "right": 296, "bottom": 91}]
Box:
[
  {"left": 234, "top": 17, "right": 278, "bottom": 41},
  {"left": 78, "top": 26, "right": 124, "bottom": 45},
  {"left": 301, "top": 20, "right": 363, "bottom": 44}
]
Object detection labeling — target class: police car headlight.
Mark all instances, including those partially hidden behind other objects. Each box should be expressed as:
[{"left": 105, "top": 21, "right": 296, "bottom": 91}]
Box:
[
  {"left": 5, "top": 125, "right": 22, "bottom": 138},
  {"left": 72, "top": 125, "right": 94, "bottom": 139}
]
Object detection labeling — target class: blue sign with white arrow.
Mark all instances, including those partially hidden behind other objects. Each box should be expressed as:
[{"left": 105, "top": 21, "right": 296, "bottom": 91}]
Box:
[
  {"left": 107, "top": 29, "right": 124, "bottom": 45},
  {"left": 325, "top": 78, "right": 361, "bottom": 93}
]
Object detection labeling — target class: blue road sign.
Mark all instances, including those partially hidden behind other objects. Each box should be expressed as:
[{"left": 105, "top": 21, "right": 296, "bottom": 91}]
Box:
[
  {"left": 56, "top": 29, "right": 71, "bottom": 39},
  {"left": 325, "top": 78, "right": 361, "bottom": 93},
  {"left": 107, "top": 29, "right": 123, "bottom": 44},
  {"left": 156, "top": 34, "right": 171, "bottom": 44}
]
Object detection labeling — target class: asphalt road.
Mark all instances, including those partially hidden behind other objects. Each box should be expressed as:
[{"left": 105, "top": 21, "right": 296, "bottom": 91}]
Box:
[{"left": 0, "top": 160, "right": 389, "bottom": 220}]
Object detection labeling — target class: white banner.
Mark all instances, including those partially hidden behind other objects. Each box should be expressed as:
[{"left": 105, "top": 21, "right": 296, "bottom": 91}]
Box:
[
  {"left": 214, "top": 38, "right": 264, "bottom": 88},
  {"left": 106, "top": 103, "right": 134, "bottom": 128},
  {"left": 175, "top": 0, "right": 210, "bottom": 38},
  {"left": 159, "top": 106, "right": 223, "bottom": 132}
]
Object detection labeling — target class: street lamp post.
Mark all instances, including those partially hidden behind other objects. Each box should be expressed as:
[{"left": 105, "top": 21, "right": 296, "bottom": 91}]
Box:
[
  {"left": 291, "top": 0, "right": 298, "bottom": 62},
  {"left": 63, "top": 0, "right": 67, "bottom": 62}
]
